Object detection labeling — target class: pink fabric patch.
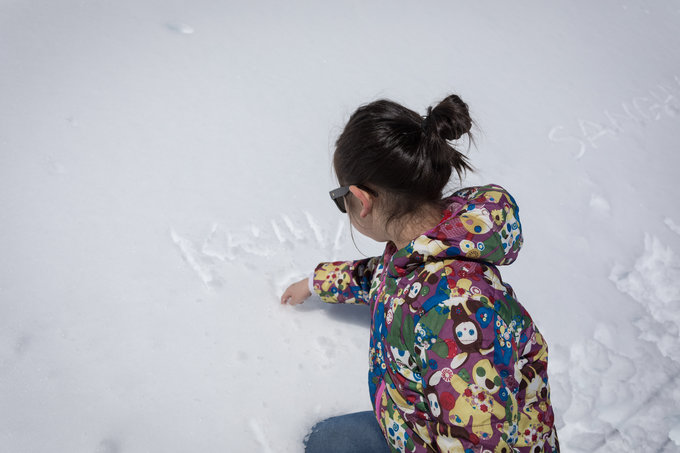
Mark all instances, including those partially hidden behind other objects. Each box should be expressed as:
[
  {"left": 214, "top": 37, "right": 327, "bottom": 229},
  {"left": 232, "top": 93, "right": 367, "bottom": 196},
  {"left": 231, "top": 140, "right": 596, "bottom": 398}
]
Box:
[{"left": 375, "top": 379, "right": 386, "bottom": 411}]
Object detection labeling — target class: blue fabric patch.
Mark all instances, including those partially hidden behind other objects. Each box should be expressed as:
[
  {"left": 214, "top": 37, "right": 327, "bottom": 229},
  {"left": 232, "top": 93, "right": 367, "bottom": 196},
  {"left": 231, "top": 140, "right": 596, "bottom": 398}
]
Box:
[
  {"left": 446, "top": 247, "right": 461, "bottom": 256},
  {"left": 476, "top": 307, "right": 494, "bottom": 328},
  {"left": 421, "top": 278, "right": 449, "bottom": 311}
]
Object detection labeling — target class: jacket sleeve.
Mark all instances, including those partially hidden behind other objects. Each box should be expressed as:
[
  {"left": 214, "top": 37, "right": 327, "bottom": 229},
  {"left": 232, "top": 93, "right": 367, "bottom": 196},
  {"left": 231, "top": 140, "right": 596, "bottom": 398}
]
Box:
[{"left": 312, "top": 256, "right": 382, "bottom": 305}]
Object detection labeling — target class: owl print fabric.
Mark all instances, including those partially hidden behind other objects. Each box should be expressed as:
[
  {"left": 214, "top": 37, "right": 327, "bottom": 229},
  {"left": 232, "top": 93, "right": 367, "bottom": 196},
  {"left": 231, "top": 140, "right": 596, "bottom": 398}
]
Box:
[{"left": 313, "top": 184, "right": 559, "bottom": 453}]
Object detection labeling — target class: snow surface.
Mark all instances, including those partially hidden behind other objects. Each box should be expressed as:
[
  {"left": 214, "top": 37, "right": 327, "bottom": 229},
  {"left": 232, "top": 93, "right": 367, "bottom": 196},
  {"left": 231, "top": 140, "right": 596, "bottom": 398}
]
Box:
[{"left": 1, "top": 1, "right": 679, "bottom": 452}]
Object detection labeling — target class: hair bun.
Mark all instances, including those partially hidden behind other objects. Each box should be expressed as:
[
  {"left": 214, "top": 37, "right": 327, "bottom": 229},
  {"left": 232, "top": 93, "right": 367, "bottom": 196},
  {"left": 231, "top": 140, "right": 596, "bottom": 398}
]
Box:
[
  {"left": 333, "top": 96, "right": 474, "bottom": 219},
  {"left": 424, "top": 94, "right": 473, "bottom": 141}
]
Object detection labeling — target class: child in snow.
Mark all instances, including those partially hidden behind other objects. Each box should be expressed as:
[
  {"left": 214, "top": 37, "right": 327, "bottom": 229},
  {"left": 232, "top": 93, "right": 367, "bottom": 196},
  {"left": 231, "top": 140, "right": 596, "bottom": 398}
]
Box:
[{"left": 281, "top": 95, "right": 559, "bottom": 453}]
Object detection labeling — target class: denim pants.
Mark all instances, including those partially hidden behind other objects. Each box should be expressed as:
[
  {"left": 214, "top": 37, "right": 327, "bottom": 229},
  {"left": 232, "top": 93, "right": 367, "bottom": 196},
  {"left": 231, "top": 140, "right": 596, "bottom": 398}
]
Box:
[{"left": 304, "top": 411, "right": 392, "bottom": 453}]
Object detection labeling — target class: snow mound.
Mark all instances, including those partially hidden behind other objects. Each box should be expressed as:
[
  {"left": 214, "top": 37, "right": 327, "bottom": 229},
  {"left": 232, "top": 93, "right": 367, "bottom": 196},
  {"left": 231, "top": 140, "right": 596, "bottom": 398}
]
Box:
[
  {"left": 611, "top": 234, "right": 680, "bottom": 362},
  {"left": 545, "top": 234, "right": 680, "bottom": 452}
]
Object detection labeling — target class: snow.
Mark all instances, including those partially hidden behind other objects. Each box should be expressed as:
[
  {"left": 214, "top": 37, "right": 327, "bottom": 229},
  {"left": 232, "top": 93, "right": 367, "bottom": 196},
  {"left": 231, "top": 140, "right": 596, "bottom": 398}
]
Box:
[{"left": 1, "top": 0, "right": 679, "bottom": 451}]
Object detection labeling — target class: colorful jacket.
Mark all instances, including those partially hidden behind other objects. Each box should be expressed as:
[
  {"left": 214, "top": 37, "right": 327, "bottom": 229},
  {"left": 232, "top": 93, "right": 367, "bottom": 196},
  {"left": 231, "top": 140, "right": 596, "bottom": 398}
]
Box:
[{"left": 313, "top": 184, "right": 559, "bottom": 452}]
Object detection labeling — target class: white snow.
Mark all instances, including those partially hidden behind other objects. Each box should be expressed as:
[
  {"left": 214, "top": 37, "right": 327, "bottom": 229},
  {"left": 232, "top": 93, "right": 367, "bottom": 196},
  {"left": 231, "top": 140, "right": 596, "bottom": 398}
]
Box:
[{"left": 1, "top": 1, "right": 679, "bottom": 452}]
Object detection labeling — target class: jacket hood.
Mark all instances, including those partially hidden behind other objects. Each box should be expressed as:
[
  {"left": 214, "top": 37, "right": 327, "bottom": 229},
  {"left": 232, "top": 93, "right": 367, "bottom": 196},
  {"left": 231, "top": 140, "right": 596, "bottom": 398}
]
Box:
[{"left": 386, "top": 184, "right": 523, "bottom": 277}]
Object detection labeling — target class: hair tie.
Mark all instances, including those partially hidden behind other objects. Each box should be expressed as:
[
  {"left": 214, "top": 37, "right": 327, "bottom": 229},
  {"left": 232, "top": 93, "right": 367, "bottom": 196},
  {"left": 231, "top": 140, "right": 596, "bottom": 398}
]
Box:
[{"left": 421, "top": 106, "right": 433, "bottom": 133}]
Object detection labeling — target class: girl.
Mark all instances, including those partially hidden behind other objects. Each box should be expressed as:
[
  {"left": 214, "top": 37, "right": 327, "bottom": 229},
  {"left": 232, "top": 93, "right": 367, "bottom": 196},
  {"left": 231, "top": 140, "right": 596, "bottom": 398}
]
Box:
[{"left": 281, "top": 95, "right": 559, "bottom": 453}]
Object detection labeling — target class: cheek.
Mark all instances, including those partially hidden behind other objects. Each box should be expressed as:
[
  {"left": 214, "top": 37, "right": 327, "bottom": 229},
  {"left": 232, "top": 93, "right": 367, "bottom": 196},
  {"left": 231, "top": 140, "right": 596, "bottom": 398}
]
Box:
[
  {"left": 347, "top": 210, "right": 368, "bottom": 231},
  {"left": 349, "top": 218, "right": 383, "bottom": 242}
]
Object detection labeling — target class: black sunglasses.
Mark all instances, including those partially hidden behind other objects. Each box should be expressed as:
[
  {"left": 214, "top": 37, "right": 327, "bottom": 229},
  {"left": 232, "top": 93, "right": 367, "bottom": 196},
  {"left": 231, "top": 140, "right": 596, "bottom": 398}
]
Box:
[{"left": 329, "top": 185, "right": 377, "bottom": 213}]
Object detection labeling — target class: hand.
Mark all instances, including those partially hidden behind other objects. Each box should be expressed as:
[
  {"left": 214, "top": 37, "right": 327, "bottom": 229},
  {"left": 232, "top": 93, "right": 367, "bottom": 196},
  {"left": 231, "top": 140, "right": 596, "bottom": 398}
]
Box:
[{"left": 280, "top": 278, "right": 312, "bottom": 305}]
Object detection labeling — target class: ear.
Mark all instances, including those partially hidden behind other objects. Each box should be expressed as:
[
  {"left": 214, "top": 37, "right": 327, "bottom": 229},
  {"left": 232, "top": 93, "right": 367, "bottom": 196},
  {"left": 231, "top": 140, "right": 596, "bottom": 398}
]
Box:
[{"left": 349, "top": 185, "right": 374, "bottom": 218}]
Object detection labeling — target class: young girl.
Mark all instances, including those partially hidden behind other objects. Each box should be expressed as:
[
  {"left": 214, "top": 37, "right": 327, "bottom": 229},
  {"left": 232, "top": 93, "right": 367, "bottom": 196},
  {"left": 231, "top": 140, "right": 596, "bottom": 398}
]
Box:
[{"left": 281, "top": 95, "right": 559, "bottom": 453}]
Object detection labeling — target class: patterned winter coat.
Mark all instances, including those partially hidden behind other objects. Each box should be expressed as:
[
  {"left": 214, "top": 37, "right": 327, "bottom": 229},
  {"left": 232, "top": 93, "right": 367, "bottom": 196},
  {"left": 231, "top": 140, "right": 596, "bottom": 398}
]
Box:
[{"left": 313, "top": 184, "right": 559, "bottom": 452}]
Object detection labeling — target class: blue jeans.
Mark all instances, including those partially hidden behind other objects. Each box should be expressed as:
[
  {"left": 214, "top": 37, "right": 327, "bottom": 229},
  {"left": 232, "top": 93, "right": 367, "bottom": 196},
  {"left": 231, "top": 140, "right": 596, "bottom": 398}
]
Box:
[{"left": 304, "top": 411, "right": 392, "bottom": 453}]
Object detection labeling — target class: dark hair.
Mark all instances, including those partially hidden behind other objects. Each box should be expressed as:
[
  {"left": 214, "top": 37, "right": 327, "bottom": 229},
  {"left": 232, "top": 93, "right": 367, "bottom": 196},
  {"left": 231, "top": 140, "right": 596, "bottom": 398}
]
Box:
[{"left": 334, "top": 94, "right": 475, "bottom": 225}]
